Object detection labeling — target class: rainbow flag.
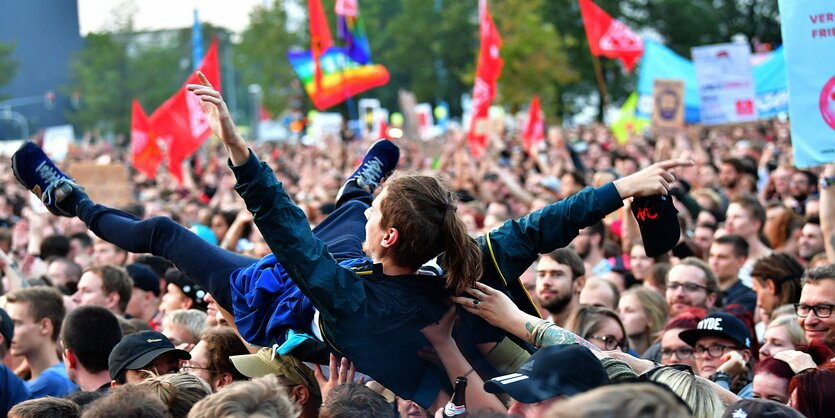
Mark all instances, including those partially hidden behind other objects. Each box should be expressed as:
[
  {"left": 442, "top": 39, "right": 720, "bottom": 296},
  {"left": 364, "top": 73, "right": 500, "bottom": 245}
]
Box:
[
  {"left": 288, "top": 47, "right": 389, "bottom": 110},
  {"left": 337, "top": 13, "right": 372, "bottom": 65}
]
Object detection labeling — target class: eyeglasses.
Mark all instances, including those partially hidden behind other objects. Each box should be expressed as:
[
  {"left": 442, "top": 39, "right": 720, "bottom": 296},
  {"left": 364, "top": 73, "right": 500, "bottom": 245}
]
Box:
[
  {"left": 181, "top": 363, "right": 220, "bottom": 374},
  {"left": 588, "top": 334, "right": 628, "bottom": 351},
  {"left": 693, "top": 344, "right": 740, "bottom": 358},
  {"left": 794, "top": 303, "right": 835, "bottom": 319},
  {"left": 666, "top": 282, "right": 710, "bottom": 293},
  {"left": 660, "top": 347, "right": 695, "bottom": 359}
]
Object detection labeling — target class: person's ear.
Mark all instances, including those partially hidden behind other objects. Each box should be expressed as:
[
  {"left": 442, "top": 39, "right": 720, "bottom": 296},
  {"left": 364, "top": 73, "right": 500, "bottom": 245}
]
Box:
[
  {"left": 741, "top": 349, "right": 752, "bottom": 363},
  {"left": 182, "top": 297, "right": 194, "bottom": 310},
  {"left": 706, "top": 291, "right": 718, "bottom": 308},
  {"left": 64, "top": 349, "right": 77, "bottom": 369},
  {"left": 765, "top": 279, "right": 777, "bottom": 295},
  {"left": 381, "top": 228, "right": 399, "bottom": 248},
  {"left": 38, "top": 317, "right": 53, "bottom": 338},
  {"left": 106, "top": 292, "right": 120, "bottom": 312},
  {"left": 215, "top": 372, "right": 234, "bottom": 390},
  {"left": 292, "top": 385, "right": 310, "bottom": 405},
  {"left": 574, "top": 275, "right": 587, "bottom": 295}
]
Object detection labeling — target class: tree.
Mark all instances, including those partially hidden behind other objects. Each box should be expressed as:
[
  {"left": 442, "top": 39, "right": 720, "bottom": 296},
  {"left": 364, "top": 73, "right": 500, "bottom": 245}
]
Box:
[
  {"left": 0, "top": 41, "right": 19, "bottom": 100},
  {"left": 234, "top": 0, "right": 305, "bottom": 115}
]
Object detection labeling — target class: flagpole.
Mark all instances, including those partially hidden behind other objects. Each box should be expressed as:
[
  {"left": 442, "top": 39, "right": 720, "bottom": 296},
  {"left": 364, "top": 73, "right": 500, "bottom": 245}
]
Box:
[{"left": 591, "top": 54, "right": 609, "bottom": 116}]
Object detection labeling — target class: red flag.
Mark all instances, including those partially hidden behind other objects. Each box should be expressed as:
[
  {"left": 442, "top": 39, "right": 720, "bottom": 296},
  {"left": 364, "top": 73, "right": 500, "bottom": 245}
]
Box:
[
  {"left": 467, "top": 0, "right": 503, "bottom": 157},
  {"left": 522, "top": 96, "right": 544, "bottom": 155},
  {"left": 579, "top": 0, "right": 643, "bottom": 72},
  {"left": 150, "top": 38, "right": 220, "bottom": 183},
  {"left": 309, "top": 0, "right": 334, "bottom": 91},
  {"left": 130, "top": 99, "right": 164, "bottom": 178}
]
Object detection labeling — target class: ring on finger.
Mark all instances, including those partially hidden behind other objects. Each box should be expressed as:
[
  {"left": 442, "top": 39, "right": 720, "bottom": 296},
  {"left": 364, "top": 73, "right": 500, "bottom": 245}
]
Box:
[{"left": 473, "top": 299, "right": 480, "bottom": 308}]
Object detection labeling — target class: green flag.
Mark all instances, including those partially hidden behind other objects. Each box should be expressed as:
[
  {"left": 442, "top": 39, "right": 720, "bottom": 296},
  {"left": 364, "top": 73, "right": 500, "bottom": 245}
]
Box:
[{"left": 611, "top": 93, "right": 649, "bottom": 144}]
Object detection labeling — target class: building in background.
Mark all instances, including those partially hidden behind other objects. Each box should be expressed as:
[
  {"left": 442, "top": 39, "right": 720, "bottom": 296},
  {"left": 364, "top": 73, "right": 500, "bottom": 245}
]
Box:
[{"left": 0, "top": 0, "right": 83, "bottom": 139}]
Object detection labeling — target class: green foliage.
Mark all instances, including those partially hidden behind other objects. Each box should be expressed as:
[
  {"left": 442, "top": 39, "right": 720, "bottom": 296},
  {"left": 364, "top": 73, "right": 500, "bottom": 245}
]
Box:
[
  {"left": 234, "top": 0, "right": 305, "bottom": 114},
  {"left": 66, "top": 21, "right": 230, "bottom": 135},
  {"left": 0, "top": 41, "right": 20, "bottom": 100}
]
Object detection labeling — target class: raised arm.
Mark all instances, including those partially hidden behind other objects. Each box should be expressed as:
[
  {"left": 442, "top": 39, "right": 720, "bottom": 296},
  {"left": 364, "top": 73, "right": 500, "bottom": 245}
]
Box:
[
  {"left": 481, "top": 159, "right": 692, "bottom": 284},
  {"left": 187, "top": 72, "right": 249, "bottom": 166}
]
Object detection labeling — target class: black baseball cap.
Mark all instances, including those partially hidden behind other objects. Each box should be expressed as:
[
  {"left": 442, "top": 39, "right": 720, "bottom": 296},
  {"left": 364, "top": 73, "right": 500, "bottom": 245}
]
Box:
[
  {"left": 483, "top": 345, "right": 609, "bottom": 403},
  {"left": 108, "top": 330, "right": 190, "bottom": 380},
  {"left": 0, "top": 307, "right": 13, "bottom": 349},
  {"left": 722, "top": 399, "right": 805, "bottom": 418},
  {"left": 632, "top": 194, "right": 680, "bottom": 257},
  {"left": 164, "top": 269, "right": 208, "bottom": 310},
  {"left": 126, "top": 263, "right": 160, "bottom": 297},
  {"left": 679, "top": 312, "right": 752, "bottom": 350}
]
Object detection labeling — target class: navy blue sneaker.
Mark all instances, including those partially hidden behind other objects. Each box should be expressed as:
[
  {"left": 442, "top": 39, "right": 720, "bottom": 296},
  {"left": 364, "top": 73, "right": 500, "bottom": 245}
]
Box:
[
  {"left": 12, "top": 142, "right": 79, "bottom": 217},
  {"left": 338, "top": 139, "right": 400, "bottom": 199}
]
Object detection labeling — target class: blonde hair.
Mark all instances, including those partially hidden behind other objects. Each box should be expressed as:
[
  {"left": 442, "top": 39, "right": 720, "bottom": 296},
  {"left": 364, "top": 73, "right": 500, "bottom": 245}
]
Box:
[
  {"left": 187, "top": 375, "right": 300, "bottom": 418},
  {"left": 648, "top": 368, "right": 723, "bottom": 418},
  {"left": 546, "top": 383, "right": 691, "bottom": 418},
  {"left": 137, "top": 372, "right": 212, "bottom": 418},
  {"left": 766, "top": 314, "right": 807, "bottom": 347},
  {"left": 623, "top": 286, "right": 668, "bottom": 339}
]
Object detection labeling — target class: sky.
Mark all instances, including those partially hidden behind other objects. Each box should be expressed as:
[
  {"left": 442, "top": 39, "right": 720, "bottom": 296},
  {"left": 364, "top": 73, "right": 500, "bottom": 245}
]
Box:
[{"left": 77, "top": 0, "right": 269, "bottom": 35}]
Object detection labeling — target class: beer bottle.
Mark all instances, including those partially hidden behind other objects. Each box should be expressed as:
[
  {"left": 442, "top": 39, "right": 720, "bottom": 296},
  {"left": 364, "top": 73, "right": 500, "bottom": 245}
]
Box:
[{"left": 443, "top": 376, "right": 468, "bottom": 417}]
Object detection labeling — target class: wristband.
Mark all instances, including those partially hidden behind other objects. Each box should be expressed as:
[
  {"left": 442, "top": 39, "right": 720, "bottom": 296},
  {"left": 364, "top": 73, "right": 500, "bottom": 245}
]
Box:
[
  {"left": 709, "top": 371, "right": 731, "bottom": 383},
  {"left": 820, "top": 177, "right": 835, "bottom": 189}
]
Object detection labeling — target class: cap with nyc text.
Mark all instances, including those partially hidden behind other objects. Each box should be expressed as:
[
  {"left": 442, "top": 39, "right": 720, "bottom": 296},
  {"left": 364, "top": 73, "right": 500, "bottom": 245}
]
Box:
[
  {"left": 632, "top": 194, "right": 680, "bottom": 257},
  {"left": 483, "top": 345, "right": 609, "bottom": 403}
]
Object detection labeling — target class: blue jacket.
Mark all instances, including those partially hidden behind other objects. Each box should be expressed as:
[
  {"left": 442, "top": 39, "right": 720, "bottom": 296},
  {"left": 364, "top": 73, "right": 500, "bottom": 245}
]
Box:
[{"left": 230, "top": 151, "right": 623, "bottom": 407}]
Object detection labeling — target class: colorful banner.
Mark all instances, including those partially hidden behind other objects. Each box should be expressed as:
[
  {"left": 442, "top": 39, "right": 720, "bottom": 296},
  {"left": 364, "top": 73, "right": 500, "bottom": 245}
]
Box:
[
  {"left": 754, "top": 47, "right": 788, "bottom": 119},
  {"left": 692, "top": 43, "right": 758, "bottom": 125},
  {"left": 335, "top": 0, "right": 371, "bottom": 65},
  {"left": 578, "top": 0, "right": 643, "bottom": 72},
  {"left": 778, "top": 0, "right": 835, "bottom": 167},
  {"left": 288, "top": 47, "right": 389, "bottom": 110}
]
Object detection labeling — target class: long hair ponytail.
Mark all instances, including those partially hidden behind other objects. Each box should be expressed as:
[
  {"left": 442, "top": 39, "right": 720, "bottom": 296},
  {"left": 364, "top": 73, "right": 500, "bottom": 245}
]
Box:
[{"left": 381, "top": 174, "right": 482, "bottom": 294}]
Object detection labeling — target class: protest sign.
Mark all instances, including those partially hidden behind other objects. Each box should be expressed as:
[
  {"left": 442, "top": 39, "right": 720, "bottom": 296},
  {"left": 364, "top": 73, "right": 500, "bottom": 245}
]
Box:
[
  {"left": 692, "top": 43, "right": 758, "bottom": 125},
  {"left": 778, "top": 1, "right": 835, "bottom": 167},
  {"left": 66, "top": 163, "right": 132, "bottom": 208},
  {"left": 652, "top": 79, "right": 684, "bottom": 136}
]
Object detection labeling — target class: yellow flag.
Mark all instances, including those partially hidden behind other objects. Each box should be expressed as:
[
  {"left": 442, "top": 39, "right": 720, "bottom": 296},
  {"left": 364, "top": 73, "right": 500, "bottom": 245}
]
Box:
[{"left": 611, "top": 93, "right": 649, "bottom": 144}]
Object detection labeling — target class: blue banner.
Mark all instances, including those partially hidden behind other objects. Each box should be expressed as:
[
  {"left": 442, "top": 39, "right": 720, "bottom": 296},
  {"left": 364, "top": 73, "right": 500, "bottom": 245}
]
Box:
[
  {"left": 637, "top": 40, "right": 789, "bottom": 123},
  {"left": 778, "top": 1, "right": 835, "bottom": 167}
]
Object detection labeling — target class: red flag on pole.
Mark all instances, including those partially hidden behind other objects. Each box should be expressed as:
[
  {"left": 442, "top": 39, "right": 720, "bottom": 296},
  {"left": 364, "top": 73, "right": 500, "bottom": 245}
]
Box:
[
  {"left": 130, "top": 99, "right": 164, "bottom": 178},
  {"left": 309, "top": 0, "right": 334, "bottom": 91},
  {"left": 150, "top": 38, "right": 220, "bottom": 183},
  {"left": 522, "top": 96, "right": 544, "bottom": 155},
  {"left": 578, "top": 0, "right": 643, "bottom": 72},
  {"left": 467, "top": 0, "right": 503, "bottom": 157}
]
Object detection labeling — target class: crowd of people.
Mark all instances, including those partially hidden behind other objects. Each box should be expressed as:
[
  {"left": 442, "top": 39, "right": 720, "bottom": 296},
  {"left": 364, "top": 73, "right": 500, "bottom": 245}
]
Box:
[{"left": 0, "top": 73, "right": 834, "bottom": 418}]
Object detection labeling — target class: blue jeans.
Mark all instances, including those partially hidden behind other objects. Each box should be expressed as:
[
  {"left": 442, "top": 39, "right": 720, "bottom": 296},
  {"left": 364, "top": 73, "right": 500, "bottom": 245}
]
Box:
[{"left": 75, "top": 181, "right": 372, "bottom": 312}]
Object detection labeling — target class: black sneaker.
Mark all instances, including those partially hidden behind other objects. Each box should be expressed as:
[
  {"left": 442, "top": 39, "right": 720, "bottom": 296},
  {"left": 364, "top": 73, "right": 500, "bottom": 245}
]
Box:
[
  {"left": 338, "top": 139, "right": 400, "bottom": 197},
  {"left": 11, "top": 142, "right": 79, "bottom": 217}
]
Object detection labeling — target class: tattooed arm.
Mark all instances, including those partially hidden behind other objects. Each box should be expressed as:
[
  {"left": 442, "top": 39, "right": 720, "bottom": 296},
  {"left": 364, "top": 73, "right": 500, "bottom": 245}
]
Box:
[{"left": 452, "top": 282, "right": 603, "bottom": 355}]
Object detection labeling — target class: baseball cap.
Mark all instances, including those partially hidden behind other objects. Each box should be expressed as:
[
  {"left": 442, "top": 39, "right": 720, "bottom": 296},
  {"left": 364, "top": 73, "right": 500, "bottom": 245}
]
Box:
[
  {"left": 126, "top": 263, "right": 160, "bottom": 297},
  {"left": 483, "top": 345, "right": 609, "bottom": 403},
  {"left": 679, "top": 312, "right": 752, "bottom": 350},
  {"left": 164, "top": 269, "right": 208, "bottom": 310},
  {"left": 230, "top": 347, "right": 320, "bottom": 397},
  {"left": 0, "top": 307, "right": 13, "bottom": 349},
  {"left": 721, "top": 399, "right": 805, "bottom": 418},
  {"left": 632, "top": 195, "right": 680, "bottom": 257},
  {"left": 108, "top": 330, "right": 191, "bottom": 380}
]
